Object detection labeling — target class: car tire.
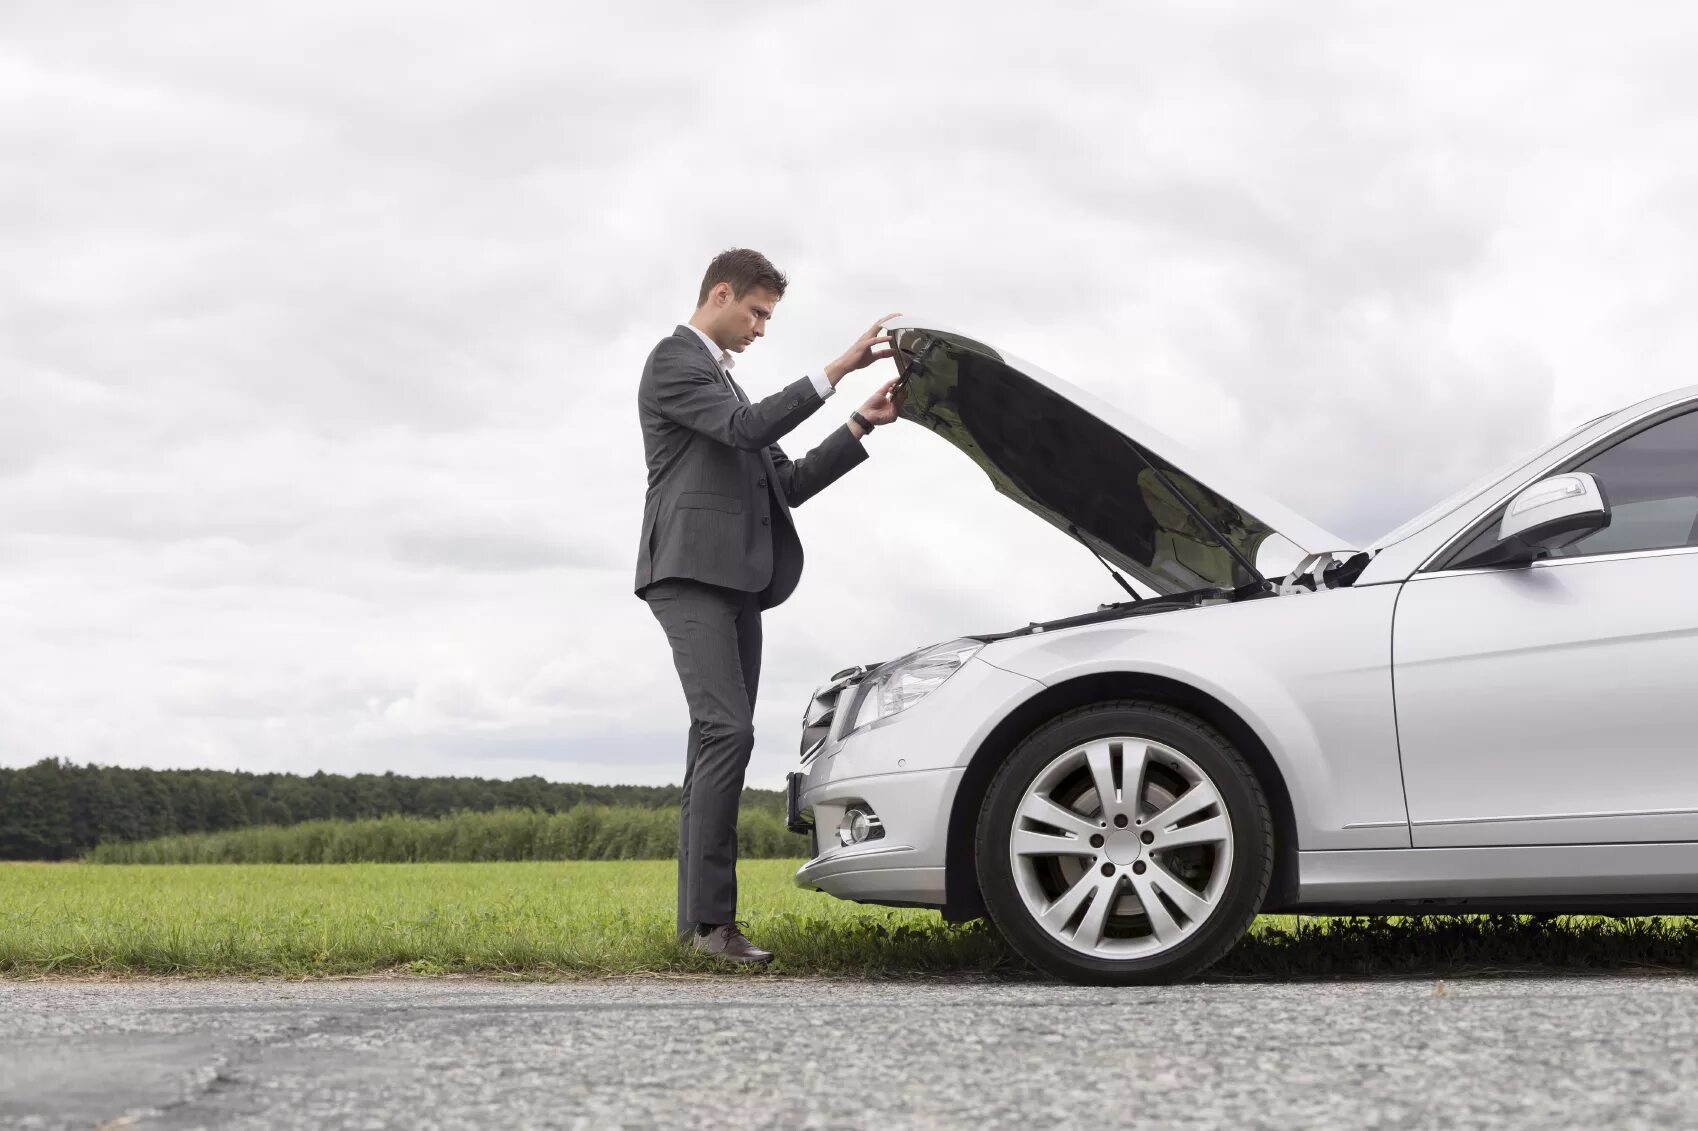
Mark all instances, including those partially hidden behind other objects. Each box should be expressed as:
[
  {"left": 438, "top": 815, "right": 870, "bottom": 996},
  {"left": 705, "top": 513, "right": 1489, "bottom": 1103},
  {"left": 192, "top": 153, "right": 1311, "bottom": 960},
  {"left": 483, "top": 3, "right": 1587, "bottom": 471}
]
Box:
[{"left": 975, "top": 700, "right": 1273, "bottom": 985}]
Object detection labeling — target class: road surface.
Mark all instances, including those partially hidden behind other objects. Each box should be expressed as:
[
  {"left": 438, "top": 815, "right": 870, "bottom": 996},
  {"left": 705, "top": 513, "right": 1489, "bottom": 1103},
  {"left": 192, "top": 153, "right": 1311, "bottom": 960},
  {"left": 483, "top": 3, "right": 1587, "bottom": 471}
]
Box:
[{"left": 3, "top": 974, "right": 1694, "bottom": 1128}]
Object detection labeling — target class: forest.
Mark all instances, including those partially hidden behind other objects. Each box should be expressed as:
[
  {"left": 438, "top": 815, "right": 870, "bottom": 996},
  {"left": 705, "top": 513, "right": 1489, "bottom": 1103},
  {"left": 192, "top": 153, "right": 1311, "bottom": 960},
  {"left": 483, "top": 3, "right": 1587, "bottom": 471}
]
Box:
[{"left": 0, "top": 758, "right": 786, "bottom": 861}]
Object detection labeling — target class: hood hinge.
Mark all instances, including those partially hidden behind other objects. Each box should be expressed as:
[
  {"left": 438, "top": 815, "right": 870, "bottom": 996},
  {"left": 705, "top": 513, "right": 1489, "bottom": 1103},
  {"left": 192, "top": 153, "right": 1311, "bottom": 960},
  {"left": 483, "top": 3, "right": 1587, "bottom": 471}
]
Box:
[{"left": 1276, "top": 551, "right": 1371, "bottom": 595}]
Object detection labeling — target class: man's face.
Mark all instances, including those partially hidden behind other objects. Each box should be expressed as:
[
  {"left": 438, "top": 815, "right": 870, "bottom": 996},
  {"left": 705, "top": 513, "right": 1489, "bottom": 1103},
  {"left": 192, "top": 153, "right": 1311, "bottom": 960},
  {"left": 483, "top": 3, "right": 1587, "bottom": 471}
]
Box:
[{"left": 709, "top": 285, "right": 781, "bottom": 353}]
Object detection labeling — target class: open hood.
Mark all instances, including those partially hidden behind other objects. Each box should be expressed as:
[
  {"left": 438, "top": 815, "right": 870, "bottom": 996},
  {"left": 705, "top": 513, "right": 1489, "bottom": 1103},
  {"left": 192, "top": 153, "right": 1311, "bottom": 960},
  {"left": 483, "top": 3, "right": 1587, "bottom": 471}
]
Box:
[{"left": 889, "top": 321, "right": 1358, "bottom": 597}]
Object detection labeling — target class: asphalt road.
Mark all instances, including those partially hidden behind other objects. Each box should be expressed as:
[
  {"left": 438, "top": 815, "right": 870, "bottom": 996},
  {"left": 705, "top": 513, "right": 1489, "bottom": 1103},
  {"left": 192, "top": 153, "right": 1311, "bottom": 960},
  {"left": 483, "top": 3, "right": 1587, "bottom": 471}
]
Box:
[{"left": 3, "top": 974, "right": 1696, "bottom": 1130}]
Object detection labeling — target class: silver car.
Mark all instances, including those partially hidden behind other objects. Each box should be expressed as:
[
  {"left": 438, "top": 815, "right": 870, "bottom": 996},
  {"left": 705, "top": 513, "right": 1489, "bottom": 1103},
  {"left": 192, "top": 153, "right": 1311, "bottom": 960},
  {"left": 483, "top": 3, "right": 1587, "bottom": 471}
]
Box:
[{"left": 788, "top": 319, "right": 1698, "bottom": 984}]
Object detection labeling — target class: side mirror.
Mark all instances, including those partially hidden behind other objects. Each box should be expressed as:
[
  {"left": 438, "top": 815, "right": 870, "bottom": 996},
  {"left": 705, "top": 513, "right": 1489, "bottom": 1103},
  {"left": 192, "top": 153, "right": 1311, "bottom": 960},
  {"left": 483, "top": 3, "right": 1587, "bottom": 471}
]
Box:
[{"left": 1455, "top": 472, "right": 1611, "bottom": 569}]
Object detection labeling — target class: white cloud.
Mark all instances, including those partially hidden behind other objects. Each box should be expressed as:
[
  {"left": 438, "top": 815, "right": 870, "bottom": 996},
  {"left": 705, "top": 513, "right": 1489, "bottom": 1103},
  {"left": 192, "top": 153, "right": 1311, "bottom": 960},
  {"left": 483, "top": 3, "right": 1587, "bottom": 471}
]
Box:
[{"left": 4, "top": 0, "right": 1697, "bottom": 788}]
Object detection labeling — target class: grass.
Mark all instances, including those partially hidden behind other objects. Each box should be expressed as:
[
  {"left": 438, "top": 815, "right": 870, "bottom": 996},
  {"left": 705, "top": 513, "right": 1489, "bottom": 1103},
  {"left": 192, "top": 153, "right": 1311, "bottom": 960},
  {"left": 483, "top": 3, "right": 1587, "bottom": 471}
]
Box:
[
  {"left": 0, "top": 859, "right": 1003, "bottom": 978},
  {"left": 7, "top": 859, "right": 1698, "bottom": 980}
]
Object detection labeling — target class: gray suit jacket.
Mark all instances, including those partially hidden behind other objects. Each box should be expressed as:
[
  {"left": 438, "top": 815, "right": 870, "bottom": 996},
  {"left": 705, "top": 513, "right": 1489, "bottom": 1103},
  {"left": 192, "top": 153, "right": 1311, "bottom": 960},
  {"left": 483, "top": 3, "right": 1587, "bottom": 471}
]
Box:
[{"left": 633, "top": 325, "right": 869, "bottom": 609}]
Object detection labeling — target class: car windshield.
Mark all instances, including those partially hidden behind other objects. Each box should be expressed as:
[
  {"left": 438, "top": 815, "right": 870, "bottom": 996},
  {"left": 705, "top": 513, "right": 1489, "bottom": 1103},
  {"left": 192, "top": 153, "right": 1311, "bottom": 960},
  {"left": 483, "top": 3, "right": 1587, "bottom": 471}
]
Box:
[{"left": 1367, "top": 411, "right": 1610, "bottom": 552}]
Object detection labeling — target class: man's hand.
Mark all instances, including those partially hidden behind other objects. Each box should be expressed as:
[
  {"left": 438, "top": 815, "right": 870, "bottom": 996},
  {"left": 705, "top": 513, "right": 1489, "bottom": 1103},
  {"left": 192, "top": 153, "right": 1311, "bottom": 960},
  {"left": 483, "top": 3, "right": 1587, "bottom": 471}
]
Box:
[
  {"left": 847, "top": 378, "right": 906, "bottom": 439},
  {"left": 824, "top": 313, "right": 902, "bottom": 385}
]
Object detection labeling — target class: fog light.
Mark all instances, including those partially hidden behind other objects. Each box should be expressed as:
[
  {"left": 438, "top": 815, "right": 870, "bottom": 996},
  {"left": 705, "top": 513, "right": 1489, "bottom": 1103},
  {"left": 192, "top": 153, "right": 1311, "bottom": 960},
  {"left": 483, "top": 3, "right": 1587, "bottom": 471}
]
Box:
[{"left": 836, "top": 806, "right": 884, "bottom": 847}]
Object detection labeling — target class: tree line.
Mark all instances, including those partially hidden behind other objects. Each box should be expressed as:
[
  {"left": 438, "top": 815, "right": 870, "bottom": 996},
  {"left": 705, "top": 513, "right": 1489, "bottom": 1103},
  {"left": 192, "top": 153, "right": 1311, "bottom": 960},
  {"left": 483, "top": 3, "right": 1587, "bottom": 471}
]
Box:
[
  {"left": 0, "top": 758, "right": 789, "bottom": 861},
  {"left": 87, "top": 805, "right": 808, "bottom": 864}
]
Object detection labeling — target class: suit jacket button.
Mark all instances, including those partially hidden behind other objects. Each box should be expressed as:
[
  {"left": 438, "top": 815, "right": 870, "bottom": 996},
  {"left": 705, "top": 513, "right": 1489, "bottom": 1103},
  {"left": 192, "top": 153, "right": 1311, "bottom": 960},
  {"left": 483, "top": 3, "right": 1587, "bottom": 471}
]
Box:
[
  {"left": 756, "top": 477, "right": 767, "bottom": 488},
  {"left": 761, "top": 517, "right": 770, "bottom": 526}
]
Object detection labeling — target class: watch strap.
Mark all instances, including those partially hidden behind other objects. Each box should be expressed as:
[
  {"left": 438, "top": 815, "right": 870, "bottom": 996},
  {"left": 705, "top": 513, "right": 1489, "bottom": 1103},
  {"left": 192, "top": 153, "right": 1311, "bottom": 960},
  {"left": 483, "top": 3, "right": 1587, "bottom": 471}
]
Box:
[{"left": 850, "top": 410, "right": 874, "bottom": 433}]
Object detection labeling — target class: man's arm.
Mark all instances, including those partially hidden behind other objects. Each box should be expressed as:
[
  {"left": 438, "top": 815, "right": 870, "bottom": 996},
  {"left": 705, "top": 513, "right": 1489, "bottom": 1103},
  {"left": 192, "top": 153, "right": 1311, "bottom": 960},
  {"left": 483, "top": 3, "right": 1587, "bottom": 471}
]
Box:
[
  {"left": 767, "top": 427, "right": 868, "bottom": 508},
  {"left": 767, "top": 378, "right": 907, "bottom": 507},
  {"left": 650, "top": 337, "right": 826, "bottom": 452},
  {"left": 650, "top": 315, "right": 901, "bottom": 451}
]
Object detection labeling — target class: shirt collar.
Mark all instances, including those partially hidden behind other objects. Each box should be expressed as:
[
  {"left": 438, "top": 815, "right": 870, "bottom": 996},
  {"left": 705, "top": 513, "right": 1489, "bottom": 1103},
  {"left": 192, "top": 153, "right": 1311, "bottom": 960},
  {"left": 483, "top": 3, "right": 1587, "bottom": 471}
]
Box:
[{"left": 684, "top": 324, "right": 734, "bottom": 374}]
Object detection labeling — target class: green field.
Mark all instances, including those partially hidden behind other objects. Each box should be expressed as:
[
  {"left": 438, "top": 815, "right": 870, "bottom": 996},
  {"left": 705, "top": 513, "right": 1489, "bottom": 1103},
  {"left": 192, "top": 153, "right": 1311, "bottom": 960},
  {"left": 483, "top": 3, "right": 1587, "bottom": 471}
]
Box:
[
  {"left": 0, "top": 859, "right": 1004, "bottom": 977},
  {"left": 8, "top": 859, "right": 1698, "bottom": 979}
]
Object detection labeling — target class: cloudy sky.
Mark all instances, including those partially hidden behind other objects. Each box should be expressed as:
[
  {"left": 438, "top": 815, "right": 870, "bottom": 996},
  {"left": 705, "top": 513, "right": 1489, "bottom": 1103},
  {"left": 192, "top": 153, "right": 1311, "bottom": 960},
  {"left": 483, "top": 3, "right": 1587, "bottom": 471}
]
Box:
[{"left": 5, "top": 1, "right": 1697, "bottom": 789}]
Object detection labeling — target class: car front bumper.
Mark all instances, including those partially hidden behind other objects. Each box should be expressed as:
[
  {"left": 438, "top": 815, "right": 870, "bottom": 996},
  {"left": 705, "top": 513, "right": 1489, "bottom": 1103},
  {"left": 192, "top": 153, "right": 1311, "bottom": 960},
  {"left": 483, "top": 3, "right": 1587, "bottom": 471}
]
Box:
[
  {"left": 789, "top": 655, "right": 1040, "bottom": 908},
  {"left": 790, "top": 765, "right": 962, "bottom": 907}
]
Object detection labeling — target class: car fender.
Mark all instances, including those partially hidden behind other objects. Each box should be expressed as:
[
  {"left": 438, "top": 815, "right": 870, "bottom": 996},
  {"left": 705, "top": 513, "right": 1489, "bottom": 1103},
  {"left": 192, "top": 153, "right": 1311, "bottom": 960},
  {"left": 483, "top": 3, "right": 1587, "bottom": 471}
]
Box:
[{"left": 975, "top": 585, "right": 1411, "bottom": 851}]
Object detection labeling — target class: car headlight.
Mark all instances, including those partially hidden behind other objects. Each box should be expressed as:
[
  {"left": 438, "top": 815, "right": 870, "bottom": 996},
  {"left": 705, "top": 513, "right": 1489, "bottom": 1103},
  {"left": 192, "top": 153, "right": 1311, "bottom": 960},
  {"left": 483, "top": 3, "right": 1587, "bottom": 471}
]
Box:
[{"left": 850, "top": 639, "right": 983, "bottom": 731}]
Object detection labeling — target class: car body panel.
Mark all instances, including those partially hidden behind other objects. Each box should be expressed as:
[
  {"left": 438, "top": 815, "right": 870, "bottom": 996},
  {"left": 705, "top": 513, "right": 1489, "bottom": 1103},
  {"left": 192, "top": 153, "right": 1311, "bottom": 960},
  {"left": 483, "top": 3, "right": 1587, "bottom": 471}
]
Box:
[
  {"left": 979, "top": 585, "right": 1410, "bottom": 851},
  {"left": 792, "top": 766, "right": 956, "bottom": 907},
  {"left": 793, "top": 657, "right": 1043, "bottom": 906},
  {"left": 1298, "top": 843, "right": 1698, "bottom": 905},
  {"left": 885, "top": 319, "right": 1356, "bottom": 595},
  {"left": 1393, "top": 545, "right": 1698, "bottom": 847}
]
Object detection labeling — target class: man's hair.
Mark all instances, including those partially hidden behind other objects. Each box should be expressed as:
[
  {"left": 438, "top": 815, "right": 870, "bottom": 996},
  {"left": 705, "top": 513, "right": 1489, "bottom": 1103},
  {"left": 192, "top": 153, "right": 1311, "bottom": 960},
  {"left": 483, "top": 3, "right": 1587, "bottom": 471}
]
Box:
[{"left": 696, "top": 248, "right": 787, "bottom": 307}]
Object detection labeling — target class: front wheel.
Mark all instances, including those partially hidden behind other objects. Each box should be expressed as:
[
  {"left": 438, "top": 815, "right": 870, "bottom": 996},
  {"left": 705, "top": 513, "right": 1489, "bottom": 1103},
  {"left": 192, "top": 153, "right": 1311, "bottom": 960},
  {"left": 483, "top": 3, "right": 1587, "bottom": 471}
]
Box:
[{"left": 975, "top": 701, "right": 1273, "bottom": 984}]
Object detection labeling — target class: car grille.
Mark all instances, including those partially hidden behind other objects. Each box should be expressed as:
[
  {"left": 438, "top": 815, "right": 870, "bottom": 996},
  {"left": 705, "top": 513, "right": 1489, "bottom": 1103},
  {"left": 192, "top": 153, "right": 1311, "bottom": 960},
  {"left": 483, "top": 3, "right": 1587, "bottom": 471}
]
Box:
[{"left": 799, "top": 663, "right": 876, "bottom": 759}]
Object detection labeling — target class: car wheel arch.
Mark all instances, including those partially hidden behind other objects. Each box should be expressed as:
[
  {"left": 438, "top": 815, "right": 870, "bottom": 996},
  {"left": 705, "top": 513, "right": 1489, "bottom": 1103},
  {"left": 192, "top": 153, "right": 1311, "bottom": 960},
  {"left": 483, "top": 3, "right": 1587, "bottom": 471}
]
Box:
[{"left": 940, "top": 671, "right": 1300, "bottom": 923}]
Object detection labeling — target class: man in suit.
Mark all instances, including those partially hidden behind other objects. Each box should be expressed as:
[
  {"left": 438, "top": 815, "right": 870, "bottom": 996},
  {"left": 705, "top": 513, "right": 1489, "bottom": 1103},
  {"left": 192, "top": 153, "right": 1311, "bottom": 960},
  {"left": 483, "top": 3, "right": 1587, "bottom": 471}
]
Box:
[{"left": 635, "top": 248, "right": 903, "bottom": 964}]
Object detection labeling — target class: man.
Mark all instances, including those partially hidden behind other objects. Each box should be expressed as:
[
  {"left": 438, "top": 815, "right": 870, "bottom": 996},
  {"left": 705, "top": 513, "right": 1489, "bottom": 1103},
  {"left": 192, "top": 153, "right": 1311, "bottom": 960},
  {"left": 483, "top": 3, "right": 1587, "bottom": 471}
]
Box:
[{"left": 634, "top": 248, "right": 902, "bottom": 965}]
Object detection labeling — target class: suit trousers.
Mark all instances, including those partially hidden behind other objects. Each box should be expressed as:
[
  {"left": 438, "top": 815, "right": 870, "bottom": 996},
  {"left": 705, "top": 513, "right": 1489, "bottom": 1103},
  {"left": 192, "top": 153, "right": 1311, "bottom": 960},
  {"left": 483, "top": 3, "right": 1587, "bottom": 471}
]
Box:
[{"left": 644, "top": 577, "right": 763, "bottom": 937}]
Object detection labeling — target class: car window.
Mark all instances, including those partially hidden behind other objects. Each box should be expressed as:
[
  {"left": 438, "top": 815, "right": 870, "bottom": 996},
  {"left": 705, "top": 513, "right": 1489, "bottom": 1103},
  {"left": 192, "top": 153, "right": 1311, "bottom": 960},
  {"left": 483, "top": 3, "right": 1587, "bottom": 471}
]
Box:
[
  {"left": 1553, "top": 409, "right": 1698, "bottom": 557},
  {"left": 1442, "top": 408, "right": 1698, "bottom": 566}
]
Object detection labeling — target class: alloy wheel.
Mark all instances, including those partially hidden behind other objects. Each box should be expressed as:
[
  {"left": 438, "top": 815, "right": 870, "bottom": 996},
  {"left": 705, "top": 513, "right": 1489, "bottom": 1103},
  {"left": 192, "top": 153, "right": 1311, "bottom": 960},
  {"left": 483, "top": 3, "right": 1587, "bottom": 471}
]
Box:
[{"left": 1007, "top": 736, "right": 1234, "bottom": 958}]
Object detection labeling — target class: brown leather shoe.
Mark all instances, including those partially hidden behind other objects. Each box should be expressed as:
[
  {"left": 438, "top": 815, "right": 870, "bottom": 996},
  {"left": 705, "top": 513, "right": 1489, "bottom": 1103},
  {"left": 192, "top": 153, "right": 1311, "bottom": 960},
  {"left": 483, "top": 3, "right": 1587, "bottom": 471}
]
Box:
[{"left": 690, "top": 923, "right": 773, "bottom": 966}]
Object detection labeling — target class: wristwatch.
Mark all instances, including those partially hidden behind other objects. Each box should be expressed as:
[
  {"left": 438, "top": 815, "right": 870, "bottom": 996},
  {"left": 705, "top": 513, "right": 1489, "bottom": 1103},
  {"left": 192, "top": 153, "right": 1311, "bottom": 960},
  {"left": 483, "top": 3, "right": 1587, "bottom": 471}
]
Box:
[{"left": 850, "top": 410, "right": 875, "bottom": 433}]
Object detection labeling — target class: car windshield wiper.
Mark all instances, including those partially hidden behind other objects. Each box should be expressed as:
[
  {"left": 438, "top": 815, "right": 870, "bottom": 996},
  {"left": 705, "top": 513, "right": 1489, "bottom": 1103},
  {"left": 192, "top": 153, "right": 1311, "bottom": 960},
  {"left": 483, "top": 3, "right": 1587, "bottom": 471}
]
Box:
[
  {"left": 972, "top": 582, "right": 1237, "bottom": 642},
  {"left": 1067, "top": 524, "right": 1142, "bottom": 603}
]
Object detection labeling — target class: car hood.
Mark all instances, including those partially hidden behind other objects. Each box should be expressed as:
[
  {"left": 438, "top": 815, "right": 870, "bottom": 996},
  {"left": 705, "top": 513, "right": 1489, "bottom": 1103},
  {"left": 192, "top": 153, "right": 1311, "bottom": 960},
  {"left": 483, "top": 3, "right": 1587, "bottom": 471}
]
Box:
[{"left": 889, "top": 320, "right": 1358, "bottom": 596}]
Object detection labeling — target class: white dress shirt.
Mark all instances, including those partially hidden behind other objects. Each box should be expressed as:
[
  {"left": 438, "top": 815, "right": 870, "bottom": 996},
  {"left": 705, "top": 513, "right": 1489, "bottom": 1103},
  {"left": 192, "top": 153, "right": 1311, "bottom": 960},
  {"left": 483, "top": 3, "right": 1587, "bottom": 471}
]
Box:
[{"left": 685, "top": 324, "right": 834, "bottom": 402}]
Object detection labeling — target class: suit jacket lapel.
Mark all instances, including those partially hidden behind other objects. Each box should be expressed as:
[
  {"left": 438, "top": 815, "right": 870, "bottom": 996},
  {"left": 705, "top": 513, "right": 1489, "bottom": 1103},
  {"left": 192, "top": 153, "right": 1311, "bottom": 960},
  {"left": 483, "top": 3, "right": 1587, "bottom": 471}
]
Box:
[
  {"left": 725, "top": 372, "right": 749, "bottom": 405},
  {"left": 679, "top": 325, "right": 743, "bottom": 398}
]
